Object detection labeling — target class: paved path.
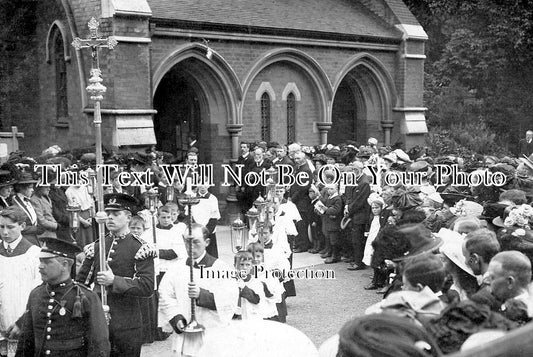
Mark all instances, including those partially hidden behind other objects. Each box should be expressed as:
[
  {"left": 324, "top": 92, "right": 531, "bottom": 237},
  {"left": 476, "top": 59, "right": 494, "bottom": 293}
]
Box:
[{"left": 141, "top": 226, "right": 381, "bottom": 355}]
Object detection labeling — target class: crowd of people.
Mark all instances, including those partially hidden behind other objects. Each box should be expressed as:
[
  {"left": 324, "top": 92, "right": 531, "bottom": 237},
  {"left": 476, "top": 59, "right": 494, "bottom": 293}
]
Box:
[{"left": 1, "top": 132, "right": 533, "bottom": 356}]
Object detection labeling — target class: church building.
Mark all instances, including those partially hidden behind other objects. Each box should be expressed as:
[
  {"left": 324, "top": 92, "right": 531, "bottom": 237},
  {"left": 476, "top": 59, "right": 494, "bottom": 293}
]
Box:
[{"left": 2, "top": 0, "right": 427, "bottom": 171}]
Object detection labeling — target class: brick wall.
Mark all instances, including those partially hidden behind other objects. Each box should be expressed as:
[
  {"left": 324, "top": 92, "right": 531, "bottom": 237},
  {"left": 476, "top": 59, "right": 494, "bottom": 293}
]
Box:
[
  {"left": 241, "top": 61, "right": 320, "bottom": 146},
  {"left": 7, "top": 1, "right": 426, "bottom": 156}
]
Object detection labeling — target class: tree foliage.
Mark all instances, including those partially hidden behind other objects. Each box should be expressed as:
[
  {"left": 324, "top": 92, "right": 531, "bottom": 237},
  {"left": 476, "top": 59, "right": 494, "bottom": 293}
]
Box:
[{"left": 404, "top": 0, "right": 533, "bottom": 153}]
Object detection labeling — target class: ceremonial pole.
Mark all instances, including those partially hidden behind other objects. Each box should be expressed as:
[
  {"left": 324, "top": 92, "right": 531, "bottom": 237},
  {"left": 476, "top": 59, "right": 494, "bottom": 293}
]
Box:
[
  {"left": 72, "top": 18, "right": 117, "bottom": 315},
  {"left": 179, "top": 179, "right": 205, "bottom": 355}
]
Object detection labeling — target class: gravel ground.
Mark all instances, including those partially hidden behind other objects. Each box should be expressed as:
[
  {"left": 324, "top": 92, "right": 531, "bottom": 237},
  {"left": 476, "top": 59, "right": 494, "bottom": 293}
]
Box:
[
  {"left": 141, "top": 261, "right": 381, "bottom": 356},
  {"left": 141, "top": 228, "right": 382, "bottom": 355}
]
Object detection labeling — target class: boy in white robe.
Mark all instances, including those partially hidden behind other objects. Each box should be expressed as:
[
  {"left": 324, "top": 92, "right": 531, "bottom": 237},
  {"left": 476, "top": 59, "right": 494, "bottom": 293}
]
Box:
[{"left": 0, "top": 207, "right": 41, "bottom": 336}]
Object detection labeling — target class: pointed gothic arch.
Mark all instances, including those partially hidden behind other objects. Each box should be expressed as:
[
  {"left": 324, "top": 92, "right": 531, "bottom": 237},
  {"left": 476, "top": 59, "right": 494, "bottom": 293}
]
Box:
[
  {"left": 241, "top": 48, "right": 332, "bottom": 124},
  {"left": 330, "top": 53, "right": 397, "bottom": 144}
]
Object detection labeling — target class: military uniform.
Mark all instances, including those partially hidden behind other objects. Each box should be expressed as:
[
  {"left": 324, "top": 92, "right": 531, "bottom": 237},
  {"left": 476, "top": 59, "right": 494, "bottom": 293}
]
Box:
[
  {"left": 15, "top": 237, "right": 110, "bottom": 357},
  {"left": 16, "top": 280, "right": 110, "bottom": 357},
  {"left": 76, "top": 232, "right": 155, "bottom": 357}
]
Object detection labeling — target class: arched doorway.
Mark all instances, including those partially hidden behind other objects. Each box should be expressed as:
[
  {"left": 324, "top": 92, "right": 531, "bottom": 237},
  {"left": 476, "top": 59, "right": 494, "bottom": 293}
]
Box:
[
  {"left": 152, "top": 44, "right": 242, "bottom": 197},
  {"left": 153, "top": 62, "right": 205, "bottom": 162},
  {"left": 330, "top": 80, "right": 366, "bottom": 143},
  {"left": 331, "top": 54, "right": 396, "bottom": 146}
]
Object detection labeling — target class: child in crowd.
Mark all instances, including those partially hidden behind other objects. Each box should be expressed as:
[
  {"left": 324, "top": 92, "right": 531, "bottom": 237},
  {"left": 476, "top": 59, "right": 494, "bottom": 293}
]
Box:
[
  {"left": 320, "top": 183, "right": 343, "bottom": 264},
  {"left": 365, "top": 253, "right": 447, "bottom": 326},
  {"left": 362, "top": 194, "right": 389, "bottom": 290},
  {"left": 234, "top": 251, "right": 264, "bottom": 320},
  {"left": 129, "top": 215, "right": 151, "bottom": 241},
  {"left": 246, "top": 243, "right": 284, "bottom": 321},
  {"left": 165, "top": 201, "right": 183, "bottom": 224},
  {"left": 155, "top": 206, "right": 186, "bottom": 279}
]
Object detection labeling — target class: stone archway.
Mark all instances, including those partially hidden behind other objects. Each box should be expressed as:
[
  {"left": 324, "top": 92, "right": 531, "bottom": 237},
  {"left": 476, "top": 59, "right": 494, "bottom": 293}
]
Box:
[
  {"left": 331, "top": 53, "right": 397, "bottom": 145},
  {"left": 152, "top": 44, "right": 241, "bottom": 165}
]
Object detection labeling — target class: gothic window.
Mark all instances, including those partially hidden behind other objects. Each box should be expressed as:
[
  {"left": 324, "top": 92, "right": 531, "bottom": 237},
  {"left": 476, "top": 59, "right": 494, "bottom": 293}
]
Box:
[
  {"left": 260, "top": 92, "right": 271, "bottom": 142},
  {"left": 287, "top": 92, "right": 296, "bottom": 143},
  {"left": 53, "top": 31, "right": 68, "bottom": 122}
]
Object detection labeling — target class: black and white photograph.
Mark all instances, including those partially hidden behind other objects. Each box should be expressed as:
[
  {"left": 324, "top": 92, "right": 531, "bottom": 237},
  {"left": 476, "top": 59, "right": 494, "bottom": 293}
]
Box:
[{"left": 1, "top": 0, "right": 533, "bottom": 356}]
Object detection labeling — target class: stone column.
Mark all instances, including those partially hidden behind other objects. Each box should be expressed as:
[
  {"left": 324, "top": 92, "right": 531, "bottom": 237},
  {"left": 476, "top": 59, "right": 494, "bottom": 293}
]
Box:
[
  {"left": 225, "top": 123, "right": 243, "bottom": 203},
  {"left": 380, "top": 120, "right": 394, "bottom": 146},
  {"left": 316, "top": 122, "right": 332, "bottom": 145},
  {"left": 226, "top": 123, "right": 244, "bottom": 160}
]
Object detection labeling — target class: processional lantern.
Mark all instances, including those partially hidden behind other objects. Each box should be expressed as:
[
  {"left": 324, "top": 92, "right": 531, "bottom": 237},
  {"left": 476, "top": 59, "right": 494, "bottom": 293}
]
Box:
[
  {"left": 166, "top": 185, "right": 175, "bottom": 202},
  {"left": 265, "top": 167, "right": 277, "bottom": 200},
  {"left": 86, "top": 168, "right": 97, "bottom": 196},
  {"left": 147, "top": 188, "right": 159, "bottom": 214},
  {"left": 230, "top": 218, "right": 246, "bottom": 253},
  {"left": 66, "top": 203, "right": 82, "bottom": 233}
]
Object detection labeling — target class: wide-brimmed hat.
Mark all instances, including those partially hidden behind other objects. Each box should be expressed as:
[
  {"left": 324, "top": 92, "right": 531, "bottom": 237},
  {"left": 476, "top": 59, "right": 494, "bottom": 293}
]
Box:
[
  {"left": 449, "top": 200, "right": 484, "bottom": 217},
  {"left": 15, "top": 172, "right": 38, "bottom": 185},
  {"left": 519, "top": 155, "right": 533, "bottom": 171},
  {"left": 393, "top": 149, "right": 412, "bottom": 163},
  {"left": 438, "top": 228, "right": 475, "bottom": 277},
  {"left": 0, "top": 170, "right": 16, "bottom": 187},
  {"left": 356, "top": 146, "right": 374, "bottom": 158},
  {"left": 383, "top": 152, "right": 397, "bottom": 164},
  {"left": 394, "top": 223, "right": 444, "bottom": 261},
  {"left": 440, "top": 189, "right": 470, "bottom": 207},
  {"left": 408, "top": 160, "right": 429, "bottom": 172}
]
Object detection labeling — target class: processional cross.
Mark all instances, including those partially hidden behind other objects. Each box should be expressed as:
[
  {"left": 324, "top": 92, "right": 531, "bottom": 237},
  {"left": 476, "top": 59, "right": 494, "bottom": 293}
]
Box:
[{"left": 71, "top": 17, "right": 117, "bottom": 316}]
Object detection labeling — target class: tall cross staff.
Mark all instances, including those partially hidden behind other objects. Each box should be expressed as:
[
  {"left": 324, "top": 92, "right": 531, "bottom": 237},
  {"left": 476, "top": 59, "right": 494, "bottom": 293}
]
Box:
[{"left": 72, "top": 17, "right": 117, "bottom": 314}]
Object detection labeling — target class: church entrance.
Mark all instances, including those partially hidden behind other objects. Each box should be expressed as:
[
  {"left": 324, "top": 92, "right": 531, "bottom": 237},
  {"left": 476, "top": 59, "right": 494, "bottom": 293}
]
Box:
[
  {"left": 330, "top": 80, "right": 363, "bottom": 144},
  {"left": 153, "top": 60, "right": 205, "bottom": 162},
  {"left": 330, "top": 60, "right": 392, "bottom": 146}
]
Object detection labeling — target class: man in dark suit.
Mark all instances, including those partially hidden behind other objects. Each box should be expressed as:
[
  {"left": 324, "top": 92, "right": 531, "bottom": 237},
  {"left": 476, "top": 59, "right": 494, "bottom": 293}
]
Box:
[
  {"left": 343, "top": 162, "right": 371, "bottom": 270},
  {"left": 290, "top": 152, "right": 313, "bottom": 253},
  {"left": 236, "top": 142, "right": 255, "bottom": 170},
  {"left": 518, "top": 130, "right": 533, "bottom": 157},
  {"left": 271, "top": 145, "right": 294, "bottom": 167},
  {"left": 242, "top": 147, "right": 271, "bottom": 213},
  {"left": 77, "top": 193, "right": 155, "bottom": 357},
  {"left": 321, "top": 184, "right": 343, "bottom": 263}
]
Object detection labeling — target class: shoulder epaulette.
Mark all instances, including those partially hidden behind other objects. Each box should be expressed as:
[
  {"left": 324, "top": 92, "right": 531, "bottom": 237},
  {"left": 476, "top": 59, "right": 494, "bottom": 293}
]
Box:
[
  {"left": 134, "top": 242, "right": 157, "bottom": 261},
  {"left": 73, "top": 281, "right": 92, "bottom": 291},
  {"left": 83, "top": 242, "right": 95, "bottom": 259}
]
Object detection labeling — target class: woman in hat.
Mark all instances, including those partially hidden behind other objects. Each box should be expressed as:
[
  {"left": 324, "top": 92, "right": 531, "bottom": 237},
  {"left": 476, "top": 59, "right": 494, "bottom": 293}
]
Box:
[
  {"left": 30, "top": 184, "right": 59, "bottom": 239},
  {"left": 65, "top": 176, "right": 94, "bottom": 248},
  {"left": 12, "top": 173, "right": 44, "bottom": 246},
  {"left": 0, "top": 169, "right": 16, "bottom": 209}
]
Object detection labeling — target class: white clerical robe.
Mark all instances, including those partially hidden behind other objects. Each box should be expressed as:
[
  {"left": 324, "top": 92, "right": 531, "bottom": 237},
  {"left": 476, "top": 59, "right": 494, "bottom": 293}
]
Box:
[
  {"left": 0, "top": 242, "right": 41, "bottom": 330},
  {"left": 158, "top": 259, "right": 238, "bottom": 356},
  {"left": 190, "top": 193, "right": 221, "bottom": 232}
]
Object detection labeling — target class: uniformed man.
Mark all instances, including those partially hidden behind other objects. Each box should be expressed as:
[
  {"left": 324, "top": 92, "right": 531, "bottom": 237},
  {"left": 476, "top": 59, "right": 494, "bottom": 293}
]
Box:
[
  {"left": 16, "top": 237, "right": 110, "bottom": 357},
  {"left": 76, "top": 193, "right": 155, "bottom": 357}
]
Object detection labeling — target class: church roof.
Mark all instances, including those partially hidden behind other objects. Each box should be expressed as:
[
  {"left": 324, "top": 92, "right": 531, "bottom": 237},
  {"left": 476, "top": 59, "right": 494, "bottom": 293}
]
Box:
[{"left": 148, "top": 0, "right": 403, "bottom": 40}]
